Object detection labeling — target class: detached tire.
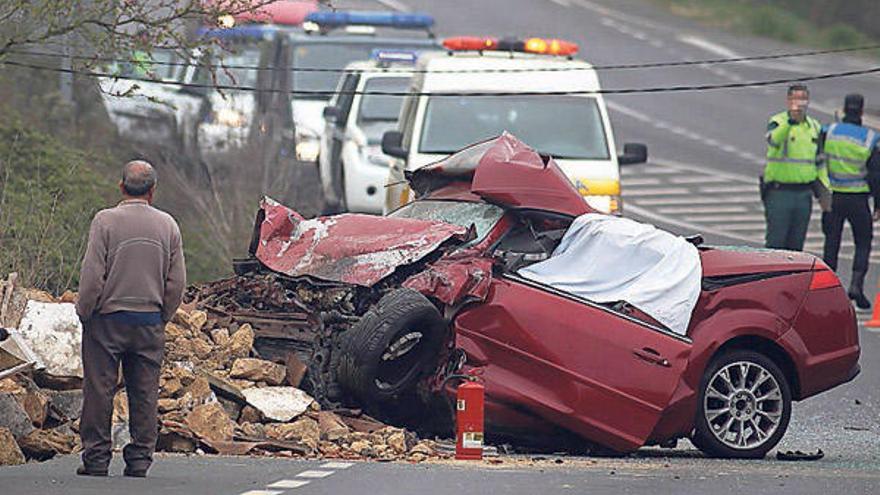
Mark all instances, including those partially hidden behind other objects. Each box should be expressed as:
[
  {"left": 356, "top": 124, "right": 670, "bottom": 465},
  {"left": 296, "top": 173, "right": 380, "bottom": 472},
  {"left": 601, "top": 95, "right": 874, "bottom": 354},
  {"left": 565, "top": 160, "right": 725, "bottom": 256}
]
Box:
[
  {"left": 692, "top": 350, "right": 792, "bottom": 459},
  {"left": 337, "top": 289, "right": 447, "bottom": 406}
]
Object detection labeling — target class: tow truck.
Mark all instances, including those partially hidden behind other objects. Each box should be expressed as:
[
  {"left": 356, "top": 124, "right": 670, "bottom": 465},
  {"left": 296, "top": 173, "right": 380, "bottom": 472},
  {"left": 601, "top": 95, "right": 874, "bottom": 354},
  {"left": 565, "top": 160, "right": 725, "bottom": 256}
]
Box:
[
  {"left": 382, "top": 36, "right": 648, "bottom": 215},
  {"left": 285, "top": 11, "right": 439, "bottom": 166},
  {"left": 318, "top": 50, "right": 433, "bottom": 214}
]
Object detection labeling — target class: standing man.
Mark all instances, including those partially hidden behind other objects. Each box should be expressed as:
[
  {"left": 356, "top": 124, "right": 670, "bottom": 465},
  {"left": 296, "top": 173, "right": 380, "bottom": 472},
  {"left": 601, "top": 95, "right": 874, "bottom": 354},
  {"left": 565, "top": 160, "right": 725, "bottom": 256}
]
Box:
[
  {"left": 821, "top": 94, "right": 880, "bottom": 310},
  {"left": 762, "top": 84, "right": 823, "bottom": 250},
  {"left": 75, "top": 160, "right": 186, "bottom": 477}
]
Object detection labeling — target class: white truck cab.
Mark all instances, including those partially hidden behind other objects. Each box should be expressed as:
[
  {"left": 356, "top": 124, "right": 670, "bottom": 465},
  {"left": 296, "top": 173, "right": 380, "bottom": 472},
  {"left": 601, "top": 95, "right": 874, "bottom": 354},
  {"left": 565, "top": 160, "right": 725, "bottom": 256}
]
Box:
[
  {"left": 318, "top": 51, "right": 427, "bottom": 214},
  {"left": 382, "top": 37, "right": 647, "bottom": 215}
]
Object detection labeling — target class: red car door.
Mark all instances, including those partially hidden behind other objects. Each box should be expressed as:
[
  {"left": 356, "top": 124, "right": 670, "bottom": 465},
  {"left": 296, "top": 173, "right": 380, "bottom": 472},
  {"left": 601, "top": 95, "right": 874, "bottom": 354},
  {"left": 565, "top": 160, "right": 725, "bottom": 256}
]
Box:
[{"left": 454, "top": 275, "right": 692, "bottom": 452}]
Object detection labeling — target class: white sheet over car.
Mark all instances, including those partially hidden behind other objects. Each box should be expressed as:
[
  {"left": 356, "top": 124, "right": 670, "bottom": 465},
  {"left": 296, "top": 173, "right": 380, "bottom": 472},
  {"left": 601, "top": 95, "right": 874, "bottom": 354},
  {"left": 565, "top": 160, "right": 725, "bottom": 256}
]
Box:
[{"left": 518, "top": 213, "right": 702, "bottom": 336}]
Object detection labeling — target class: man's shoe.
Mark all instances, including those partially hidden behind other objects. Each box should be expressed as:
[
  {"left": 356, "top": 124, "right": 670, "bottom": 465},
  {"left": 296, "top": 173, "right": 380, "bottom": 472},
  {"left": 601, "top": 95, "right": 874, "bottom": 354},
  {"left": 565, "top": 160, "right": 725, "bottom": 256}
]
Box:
[
  {"left": 849, "top": 290, "right": 872, "bottom": 312},
  {"left": 123, "top": 466, "right": 148, "bottom": 478},
  {"left": 76, "top": 465, "right": 108, "bottom": 477}
]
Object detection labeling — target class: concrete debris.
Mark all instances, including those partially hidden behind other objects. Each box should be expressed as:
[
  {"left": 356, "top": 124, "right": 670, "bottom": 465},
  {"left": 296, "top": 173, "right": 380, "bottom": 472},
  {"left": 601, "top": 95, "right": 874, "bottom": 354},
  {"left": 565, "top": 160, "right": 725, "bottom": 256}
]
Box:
[
  {"left": 0, "top": 427, "right": 26, "bottom": 466},
  {"left": 186, "top": 402, "right": 236, "bottom": 443},
  {"left": 230, "top": 358, "right": 287, "bottom": 385},
  {"left": 0, "top": 278, "right": 451, "bottom": 466},
  {"left": 241, "top": 387, "right": 314, "bottom": 422},
  {"left": 17, "top": 301, "right": 83, "bottom": 378}
]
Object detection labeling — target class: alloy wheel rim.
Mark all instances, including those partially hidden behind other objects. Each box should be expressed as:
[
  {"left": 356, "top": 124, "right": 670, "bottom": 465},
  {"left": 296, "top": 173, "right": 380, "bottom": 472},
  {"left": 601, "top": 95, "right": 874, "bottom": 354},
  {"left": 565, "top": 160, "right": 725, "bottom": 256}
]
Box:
[{"left": 704, "top": 360, "right": 783, "bottom": 450}]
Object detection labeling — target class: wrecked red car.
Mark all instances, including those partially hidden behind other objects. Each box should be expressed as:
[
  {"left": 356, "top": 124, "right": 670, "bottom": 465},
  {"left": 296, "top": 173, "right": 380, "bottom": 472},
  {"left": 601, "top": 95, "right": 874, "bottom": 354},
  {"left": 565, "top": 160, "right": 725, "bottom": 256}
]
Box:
[{"left": 232, "top": 133, "right": 860, "bottom": 459}]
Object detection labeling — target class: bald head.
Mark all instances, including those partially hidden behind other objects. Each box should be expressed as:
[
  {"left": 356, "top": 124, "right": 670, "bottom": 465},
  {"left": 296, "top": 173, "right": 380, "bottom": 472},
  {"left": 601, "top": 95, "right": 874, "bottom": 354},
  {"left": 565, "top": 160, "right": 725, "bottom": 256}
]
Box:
[{"left": 122, "top": 160, "right": 157, "bottom": 197}]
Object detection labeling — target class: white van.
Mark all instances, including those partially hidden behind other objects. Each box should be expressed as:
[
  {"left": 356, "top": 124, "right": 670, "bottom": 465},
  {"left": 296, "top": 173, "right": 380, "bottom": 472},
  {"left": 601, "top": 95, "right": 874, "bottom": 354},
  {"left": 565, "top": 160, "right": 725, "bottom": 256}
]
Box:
[{"left": 382, "top": 37, "right": 647, "bottom": 214}]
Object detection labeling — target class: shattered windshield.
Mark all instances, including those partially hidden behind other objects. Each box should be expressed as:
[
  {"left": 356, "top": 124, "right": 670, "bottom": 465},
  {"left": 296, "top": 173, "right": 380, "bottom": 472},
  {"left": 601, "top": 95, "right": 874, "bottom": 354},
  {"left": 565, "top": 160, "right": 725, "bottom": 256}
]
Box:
[
  {"left": 419, "top": 96, "right": 610, "bottom": 159},
  {"left": 389, "top": 200, "right": 503, "bottom": 244}
]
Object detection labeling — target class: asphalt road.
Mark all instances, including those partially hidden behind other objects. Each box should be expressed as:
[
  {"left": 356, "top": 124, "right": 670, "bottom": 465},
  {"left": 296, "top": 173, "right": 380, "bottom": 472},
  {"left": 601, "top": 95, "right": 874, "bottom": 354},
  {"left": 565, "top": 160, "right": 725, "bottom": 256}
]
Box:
[{"left": 3, "top": 0, "right": 880, "bottom": 493}]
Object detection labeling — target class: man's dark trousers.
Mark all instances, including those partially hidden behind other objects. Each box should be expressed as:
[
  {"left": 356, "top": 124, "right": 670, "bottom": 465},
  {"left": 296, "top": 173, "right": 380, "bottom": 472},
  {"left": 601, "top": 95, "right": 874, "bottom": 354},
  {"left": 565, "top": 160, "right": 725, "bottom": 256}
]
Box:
[
  {"left": 822, "top": 192, "right": 873, "bottom": 274},
  {"left": 80, "top": 315, "right": 164, "bottom": 472},
  {"left": 764, "top": 187, "right": 813, "bottom": 250}
]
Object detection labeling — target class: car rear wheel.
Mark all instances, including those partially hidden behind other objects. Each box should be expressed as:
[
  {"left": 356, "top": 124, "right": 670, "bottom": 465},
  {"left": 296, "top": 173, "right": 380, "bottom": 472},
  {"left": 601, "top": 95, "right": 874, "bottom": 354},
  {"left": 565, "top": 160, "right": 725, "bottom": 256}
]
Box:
[
  {"left": 692, "top": 350, "right": 791, "bottom": 459},
  {"left": 336, "top": 289, "right": 447, "bottom": 407}
]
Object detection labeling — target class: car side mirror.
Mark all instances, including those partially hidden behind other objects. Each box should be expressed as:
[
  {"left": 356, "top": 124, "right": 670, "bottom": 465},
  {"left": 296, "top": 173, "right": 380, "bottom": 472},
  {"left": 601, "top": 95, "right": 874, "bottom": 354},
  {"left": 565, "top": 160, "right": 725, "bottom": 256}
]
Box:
[
  {"left": 618, "top": 143, "right": 648, "bottom": 165},
  {"left": 323, "top": 106, "right": 340, "bottom": 120},
  {"left": 381, "top": 131, "right": 407, "bottom": 159}
]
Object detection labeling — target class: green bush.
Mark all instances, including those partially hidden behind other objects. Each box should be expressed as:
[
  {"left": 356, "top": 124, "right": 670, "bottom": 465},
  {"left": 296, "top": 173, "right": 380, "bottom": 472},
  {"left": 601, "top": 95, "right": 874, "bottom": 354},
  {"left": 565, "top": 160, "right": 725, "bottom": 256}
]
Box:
[
  {"left": 746, "top": 6, "right": 800, "bottom": 42},
  {"left": 824, "top": 23, "right": 868, "bottom": 48},
  {"left": 0, "top": 119, "right": 114, "bottom": 293}
]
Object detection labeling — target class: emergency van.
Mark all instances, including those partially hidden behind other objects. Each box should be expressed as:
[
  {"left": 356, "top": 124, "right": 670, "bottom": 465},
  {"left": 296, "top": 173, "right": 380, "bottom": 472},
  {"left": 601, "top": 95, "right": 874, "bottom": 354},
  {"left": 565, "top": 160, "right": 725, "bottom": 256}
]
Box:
[
  {"left": 318, "top": 50, "right": 431, "bottom": 214},
  {"left": 381, "top": 37, "right": 647, "bottom": 215}
]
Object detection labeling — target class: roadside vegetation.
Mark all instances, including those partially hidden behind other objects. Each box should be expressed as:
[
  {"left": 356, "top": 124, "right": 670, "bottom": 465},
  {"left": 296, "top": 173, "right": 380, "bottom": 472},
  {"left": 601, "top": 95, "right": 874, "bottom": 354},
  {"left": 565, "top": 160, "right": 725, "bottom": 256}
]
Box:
[{"left": 651, "top": 0, "right": 879, "bottom": 51}]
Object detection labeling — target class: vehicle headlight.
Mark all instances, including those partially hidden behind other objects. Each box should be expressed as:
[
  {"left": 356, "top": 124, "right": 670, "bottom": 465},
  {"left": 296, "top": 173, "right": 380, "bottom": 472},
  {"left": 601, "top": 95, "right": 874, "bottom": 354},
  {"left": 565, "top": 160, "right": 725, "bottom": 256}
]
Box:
[
  {"left": 213, "top": 108, "right": 246, "bottom": 127},
  {"left": 584, "top": 194, "right": 622, "bottom": 215},
  {"left": 295, "top": 138, "right": 320, "bottom": 162}
]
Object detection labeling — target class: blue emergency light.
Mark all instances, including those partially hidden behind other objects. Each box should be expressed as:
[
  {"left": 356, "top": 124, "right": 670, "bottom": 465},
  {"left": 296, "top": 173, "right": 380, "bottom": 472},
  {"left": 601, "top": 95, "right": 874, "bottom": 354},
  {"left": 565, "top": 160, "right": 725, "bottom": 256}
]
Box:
[
  {"left": 304, "top": 11, "right": 434, "bottom": 30},
  {"left": 370, "top": 49, "right": 419, "bottom": 64},
  {"left": 197, "top": 25, "right": 278, "bottom": 40}
]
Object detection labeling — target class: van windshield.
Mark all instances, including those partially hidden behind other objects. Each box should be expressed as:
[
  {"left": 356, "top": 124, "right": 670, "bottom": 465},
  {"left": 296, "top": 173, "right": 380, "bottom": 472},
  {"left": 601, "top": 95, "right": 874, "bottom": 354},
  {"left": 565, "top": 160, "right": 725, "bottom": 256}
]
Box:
[{"left": 419, "top": 96, "right": 610, "bottom": 160}]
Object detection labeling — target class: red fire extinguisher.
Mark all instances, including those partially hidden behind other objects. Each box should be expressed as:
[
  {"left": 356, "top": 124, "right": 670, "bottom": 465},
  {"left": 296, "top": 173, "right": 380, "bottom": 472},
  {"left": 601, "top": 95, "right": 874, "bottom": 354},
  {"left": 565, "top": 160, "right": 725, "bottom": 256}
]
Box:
[{"left": 455, "top": 377, "right": 485, "bottom": 460}]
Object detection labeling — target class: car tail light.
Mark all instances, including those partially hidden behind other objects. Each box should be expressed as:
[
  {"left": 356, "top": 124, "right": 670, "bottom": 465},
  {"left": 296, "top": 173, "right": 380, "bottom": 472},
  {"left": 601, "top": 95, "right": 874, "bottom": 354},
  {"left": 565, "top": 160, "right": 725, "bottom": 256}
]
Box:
[
  {"left": 809, "top": 268, "right": 841, "bottom": 291},
  {"left": 443, "top": 36, "right": 498, "bottom": 51}
]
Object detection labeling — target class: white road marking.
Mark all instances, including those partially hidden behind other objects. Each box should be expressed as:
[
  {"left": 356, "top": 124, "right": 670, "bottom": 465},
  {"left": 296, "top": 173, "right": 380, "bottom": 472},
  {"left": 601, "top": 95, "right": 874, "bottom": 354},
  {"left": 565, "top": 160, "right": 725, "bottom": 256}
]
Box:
[
  {"left": 667, "top": 175, "right": 729, "bottom": 184},
  {"left": 627, "top": 203, "right": 759, "bottom": 242},
  {"left": 622, "top": 177, "right": 664, "bottom": 186},
  {"left": 548, "top": 0, "right": 572, "bottom": 6},
  {"left": 657, "top": 205, "right": 749, "bottom": 214},
  {"left": 296, "top": 470, "right": 335, "bottom": 479},
  {"left": 240, "top": 491, "right": 283, "bottom": 495},
  {"left": 683, "top": 213, "right": 766, "bottom": 223},
  {"left": 677, "top": 35, "right": 740, "bottom": 60},
  {"left": 375, "top": 0, "right": 410, "bottom": 12},
  {"left": 572, "top": 0, "right": 672, "bottom": 32},
  {"left": 717, "top": 223, "right": 767, "bottom": 232},
  {"left": 606, "top": 100, "right": 652, "bottom": 123},
  {"left": 623, "top": 186, "right": 691, "bottom": 196},
  {"left": 632, "top": 195, "right": 760, "bottom": 206},
  {"left": 320, "top": 462, "right": 354, "bottom": 469},
  {"left": 268, "top": 480, "right": 311, "bottom": 489},
  {"left": 698, "top": 185, "right": 759, "bottom": 194}
]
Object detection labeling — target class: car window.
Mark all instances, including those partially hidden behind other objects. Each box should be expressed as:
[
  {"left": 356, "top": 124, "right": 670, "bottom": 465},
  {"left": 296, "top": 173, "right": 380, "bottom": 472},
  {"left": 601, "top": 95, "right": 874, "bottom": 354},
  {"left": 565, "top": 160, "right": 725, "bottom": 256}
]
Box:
[
  {"left": 419, "top": 96, "right": 610, "bottom": 160},
  {"left": 389, "top": 200, "right": 503, "bottom": 244},
  {"left": 357, "top": 77, "right": 409, "bottom": 143},
  {"left": 193, "top": 47, "right": 262, "bottom": 88}
]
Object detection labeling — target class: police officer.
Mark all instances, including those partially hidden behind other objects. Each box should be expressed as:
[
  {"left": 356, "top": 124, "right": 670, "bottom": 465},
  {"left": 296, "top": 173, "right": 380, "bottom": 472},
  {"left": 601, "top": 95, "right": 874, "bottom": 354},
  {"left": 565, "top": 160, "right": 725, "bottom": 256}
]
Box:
[
  {"left": 762, "top": 84, "right": 823, "bottom": 251},
  {"left": 820, "top": 94, "right": 880, "bottom": 310}
]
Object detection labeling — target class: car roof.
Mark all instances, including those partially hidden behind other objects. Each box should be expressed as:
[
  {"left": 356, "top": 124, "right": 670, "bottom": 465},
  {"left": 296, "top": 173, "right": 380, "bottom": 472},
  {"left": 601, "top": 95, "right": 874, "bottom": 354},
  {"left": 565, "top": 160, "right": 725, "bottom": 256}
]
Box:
[
  {"left": 413, "top": 51, "right": 600, "bottom": 93},
  {"left": 345, "top": 59, "right": 425, "bottom": 73}
]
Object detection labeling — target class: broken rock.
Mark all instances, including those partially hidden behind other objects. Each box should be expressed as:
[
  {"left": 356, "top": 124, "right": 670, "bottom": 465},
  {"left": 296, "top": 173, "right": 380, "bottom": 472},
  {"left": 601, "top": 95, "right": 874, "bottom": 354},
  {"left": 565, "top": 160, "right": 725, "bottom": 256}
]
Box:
[
  {"left": 265, "top": 417, "right": 320, "bottom": 450},
  {"left": 0, "top": 392, "right": 34, "bottom": 439},
  {"left": 317, "top": 411, "right": 350, "bottom": 442},
  {"left": 229, "top": 358, "right": 286, "bottom": 385},
  {"left": 241, "top": 387, "right": 314, "bottom": 422},
  {"left": 0, "top": 427, "right": 25, "bottom": 466},
  {"left": 19, "top": 390, "right": 49, "bottom": 428},
  {"left": 17, "top": 301, "right": 83, "bottom": 378},
  {"left": 46, "top": 390, "right": 84, "bottom": 423},
  {"left": 210, "top": 328, "right": 229, "bottom": 346},
  {"left": 17, "top": 427, "right": 79, "bottom": 461},
  {"left": 225, "top": 324, "right": 254, "bottom": 360},
  {"left": 186, "top": 402, "right": 235, "bottom": 443}
]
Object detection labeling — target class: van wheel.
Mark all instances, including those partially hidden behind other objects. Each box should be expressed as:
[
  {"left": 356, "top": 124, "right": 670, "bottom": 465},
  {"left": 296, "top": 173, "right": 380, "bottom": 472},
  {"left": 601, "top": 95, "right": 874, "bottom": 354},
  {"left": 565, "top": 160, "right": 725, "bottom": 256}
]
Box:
[
  {"left": 692, "top": 350, "right": 791, "bottom": 459},
  {"left": 336, "top": 289, "right": 447, "bottom": 407}
]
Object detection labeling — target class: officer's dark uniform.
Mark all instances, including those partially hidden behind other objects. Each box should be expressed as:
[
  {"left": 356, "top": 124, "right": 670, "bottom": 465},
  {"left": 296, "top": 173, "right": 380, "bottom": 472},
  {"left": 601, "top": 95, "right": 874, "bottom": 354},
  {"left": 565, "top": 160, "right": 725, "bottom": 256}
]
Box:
[{"left": 820, "top": 94, "right": 880, "bottom": 310}]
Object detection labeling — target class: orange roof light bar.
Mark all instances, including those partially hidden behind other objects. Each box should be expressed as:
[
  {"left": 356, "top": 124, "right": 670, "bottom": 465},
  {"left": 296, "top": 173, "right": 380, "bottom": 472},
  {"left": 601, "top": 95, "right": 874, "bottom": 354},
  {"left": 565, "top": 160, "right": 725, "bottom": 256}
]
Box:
[
  {"left": 443, "top": 36, "right": 499, "bottom": 51},
  {"left": 443, "top": 36, "right": 578, "bottom": 56}
]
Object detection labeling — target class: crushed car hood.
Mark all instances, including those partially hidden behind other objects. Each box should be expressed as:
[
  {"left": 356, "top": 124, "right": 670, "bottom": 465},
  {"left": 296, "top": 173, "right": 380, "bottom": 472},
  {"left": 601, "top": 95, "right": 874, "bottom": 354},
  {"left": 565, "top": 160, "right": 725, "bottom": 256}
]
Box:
[
  {"left": 253, "top": 198, "right": 469, "bottom": 286},
  {"left": 410, "top": 133, "right": 594, "bottom": 218}
]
